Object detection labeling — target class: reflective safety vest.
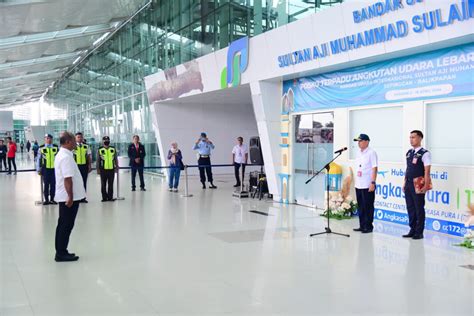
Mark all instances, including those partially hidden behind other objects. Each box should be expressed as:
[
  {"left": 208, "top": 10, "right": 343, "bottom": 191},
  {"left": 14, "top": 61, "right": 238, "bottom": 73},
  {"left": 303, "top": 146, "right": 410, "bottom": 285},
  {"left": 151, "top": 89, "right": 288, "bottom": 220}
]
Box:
[
  {"left": 40, "top": 145, "right": 58, "bottom": 169},
  {"left": 98, "top": 147, "right": 116, "bottom": 170},
  {"left": 74, "top": 144, "right": 89, "bottom": 165}
]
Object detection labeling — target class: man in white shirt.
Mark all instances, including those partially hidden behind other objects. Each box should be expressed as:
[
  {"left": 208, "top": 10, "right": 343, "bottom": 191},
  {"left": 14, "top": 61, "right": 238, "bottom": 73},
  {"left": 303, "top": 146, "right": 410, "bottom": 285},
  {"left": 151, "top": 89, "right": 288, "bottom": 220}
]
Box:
[
  {"left": 232, "top": 136, "right": 249, "bottom": 188},
  {"left": 54, "top": 131, "right": 86, "bottom": 262},
  {"left": 353, "top": 134, "right": 378, "bottom": 234}
]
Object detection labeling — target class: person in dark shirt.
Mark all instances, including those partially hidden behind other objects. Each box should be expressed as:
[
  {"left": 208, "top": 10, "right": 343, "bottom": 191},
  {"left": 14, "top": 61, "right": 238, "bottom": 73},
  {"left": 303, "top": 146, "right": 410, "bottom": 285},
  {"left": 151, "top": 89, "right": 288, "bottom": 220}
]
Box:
[
  {"left": 127, "top": 135, "right": 146, "bottom": 191},
  {"left": 0, "top": 139, "right": 7, "bottom": 171}
]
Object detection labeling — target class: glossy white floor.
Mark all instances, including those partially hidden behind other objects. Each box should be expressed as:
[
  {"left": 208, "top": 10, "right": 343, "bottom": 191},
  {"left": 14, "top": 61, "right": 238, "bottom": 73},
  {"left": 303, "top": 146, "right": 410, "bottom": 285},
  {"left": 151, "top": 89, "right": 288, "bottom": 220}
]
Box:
[{"left": 1, "top": 154, "right": 473, "bottom": 315}]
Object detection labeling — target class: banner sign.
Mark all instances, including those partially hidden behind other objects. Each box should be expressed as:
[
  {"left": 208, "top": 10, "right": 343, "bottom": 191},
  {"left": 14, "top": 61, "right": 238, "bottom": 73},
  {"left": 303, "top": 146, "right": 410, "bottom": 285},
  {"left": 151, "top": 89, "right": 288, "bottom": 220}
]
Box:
[
  {"left": 374, "top": 164, "right": 473, "bottom": 237},
  {"left": 283, "top": 43, "right": 474, "bottom": 112},
  {"left": 277, "top": 0, "right": 474, "bottom": 68}
]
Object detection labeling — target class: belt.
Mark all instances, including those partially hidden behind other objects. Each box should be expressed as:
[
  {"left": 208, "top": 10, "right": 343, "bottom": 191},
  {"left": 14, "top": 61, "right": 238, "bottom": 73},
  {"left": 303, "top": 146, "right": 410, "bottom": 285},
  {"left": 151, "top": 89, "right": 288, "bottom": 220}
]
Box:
[{"left": 200, "top": 155, "right": 209, "bottom": 158}]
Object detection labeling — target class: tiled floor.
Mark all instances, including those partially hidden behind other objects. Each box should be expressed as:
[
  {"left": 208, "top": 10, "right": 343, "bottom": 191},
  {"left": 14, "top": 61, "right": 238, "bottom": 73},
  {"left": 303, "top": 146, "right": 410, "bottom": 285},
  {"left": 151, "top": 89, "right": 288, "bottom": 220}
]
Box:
[{"left": 1, "top": 155, "right": 473, "bottom": 315}]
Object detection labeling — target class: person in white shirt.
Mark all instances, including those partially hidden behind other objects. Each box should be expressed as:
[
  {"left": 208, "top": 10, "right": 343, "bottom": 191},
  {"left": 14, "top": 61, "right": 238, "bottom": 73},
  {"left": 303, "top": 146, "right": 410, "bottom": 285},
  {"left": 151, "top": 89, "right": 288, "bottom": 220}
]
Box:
[
  {"left": 353, "top": 134, "right": 378, "bottom": 234},
  {"left": 54, "top": 131, "right": 86, "bottom": 262},
  {"left": 232, "top": 136, "right": 249, "bottom": 188}
]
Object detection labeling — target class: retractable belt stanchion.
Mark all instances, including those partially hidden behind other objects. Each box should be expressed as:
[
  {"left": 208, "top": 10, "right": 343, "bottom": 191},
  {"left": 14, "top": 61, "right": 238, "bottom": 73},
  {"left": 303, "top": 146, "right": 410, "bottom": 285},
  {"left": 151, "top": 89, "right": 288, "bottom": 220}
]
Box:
[
  {"left": 115, "top": 169, "right": 125, "bottom": 201},
  {"left": 35, "top": 173, "right": 44, "bottom": 206},
  {"left": 233, "top": 163, "right": 249, "bottom": 198},
  {"left": 180, "top": 166, "right": 193, "bottom": 198}
]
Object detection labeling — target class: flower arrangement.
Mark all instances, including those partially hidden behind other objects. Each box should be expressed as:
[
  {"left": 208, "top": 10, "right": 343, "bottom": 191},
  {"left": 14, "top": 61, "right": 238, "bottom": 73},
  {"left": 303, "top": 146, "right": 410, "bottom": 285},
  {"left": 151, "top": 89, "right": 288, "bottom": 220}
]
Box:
[
  {"left": 320, "top": 169, "right": 358, "bottom": 220},
  {"left": 454, "top": 204, "right": 474, "bottom": 250},
  {"left": 321, "top": 192, "right": 358, "bottom": 220}
]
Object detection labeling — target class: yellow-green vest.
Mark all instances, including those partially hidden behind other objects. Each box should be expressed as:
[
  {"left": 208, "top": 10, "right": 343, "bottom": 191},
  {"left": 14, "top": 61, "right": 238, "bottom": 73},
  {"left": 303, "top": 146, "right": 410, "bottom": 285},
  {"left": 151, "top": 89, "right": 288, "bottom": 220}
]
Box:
[
  {"left": 40, "top": 145, "right": 58, "bottom": 169},
  {"left": 98, "top": 147, "right": 116, "bottom": 170},
  {"left": 74, "top": 144, "right": 89, "bottom": 165}
]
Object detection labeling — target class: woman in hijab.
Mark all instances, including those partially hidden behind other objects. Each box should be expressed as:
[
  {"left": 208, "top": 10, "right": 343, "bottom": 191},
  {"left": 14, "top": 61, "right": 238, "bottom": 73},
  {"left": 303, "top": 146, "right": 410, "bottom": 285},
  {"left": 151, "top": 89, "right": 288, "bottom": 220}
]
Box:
[{"left": 167, "top": 142, "right": 183, "bottom": 192}]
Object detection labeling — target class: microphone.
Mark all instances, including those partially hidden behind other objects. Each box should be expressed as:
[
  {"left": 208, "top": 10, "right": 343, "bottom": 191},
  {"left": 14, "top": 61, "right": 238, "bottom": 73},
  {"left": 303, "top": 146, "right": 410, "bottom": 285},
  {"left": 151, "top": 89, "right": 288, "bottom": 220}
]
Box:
[{"left": 334, "top": 147, "right": 347, "bottom": 154}]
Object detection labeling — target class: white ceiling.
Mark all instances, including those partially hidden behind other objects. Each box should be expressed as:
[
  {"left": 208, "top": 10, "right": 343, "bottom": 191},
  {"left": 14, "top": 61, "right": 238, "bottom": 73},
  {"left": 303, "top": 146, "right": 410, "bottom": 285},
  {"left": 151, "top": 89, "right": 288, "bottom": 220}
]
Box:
[
  {"left": 167, "top": 84, "right": 253, "bottom": 107},
  {"left": 0, "top": 0, "right": 147, "bottom": 107}
]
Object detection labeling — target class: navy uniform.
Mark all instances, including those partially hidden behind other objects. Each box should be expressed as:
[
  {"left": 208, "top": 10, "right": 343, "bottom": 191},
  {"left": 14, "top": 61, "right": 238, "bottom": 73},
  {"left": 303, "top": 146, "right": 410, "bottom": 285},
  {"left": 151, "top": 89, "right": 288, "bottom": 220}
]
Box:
[
  {"left": 192, "top": 132, "right": 217, "bottom": 189},
  {"left": 97, "top": 136, "right": 118, "bottom": 202},
  {"left": 36, "top": 134, "right": 59, "bottom": 205},
  {"left": 404, "top": 147, "right": 431, "bottom": 239}
]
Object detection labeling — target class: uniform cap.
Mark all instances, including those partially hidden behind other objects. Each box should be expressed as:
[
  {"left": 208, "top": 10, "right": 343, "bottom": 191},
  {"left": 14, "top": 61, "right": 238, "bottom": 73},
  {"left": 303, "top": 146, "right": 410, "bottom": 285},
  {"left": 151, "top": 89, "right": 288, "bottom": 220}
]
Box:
[{"left": 353, "top": 134, "right": 370, "bottom": 141}]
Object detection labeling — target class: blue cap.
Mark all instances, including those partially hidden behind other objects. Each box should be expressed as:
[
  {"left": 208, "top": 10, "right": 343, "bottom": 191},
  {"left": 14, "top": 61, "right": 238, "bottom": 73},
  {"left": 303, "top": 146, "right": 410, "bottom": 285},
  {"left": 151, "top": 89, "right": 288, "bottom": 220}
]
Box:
[
  {"left": 200, "top": 132, "right": 207, "bottom": 138},
  {"left": 353, "top": 134, "right": 370, "bottom": 141},
  {"left": 44, "top": 134, "right": 53, "bottom": 139}
]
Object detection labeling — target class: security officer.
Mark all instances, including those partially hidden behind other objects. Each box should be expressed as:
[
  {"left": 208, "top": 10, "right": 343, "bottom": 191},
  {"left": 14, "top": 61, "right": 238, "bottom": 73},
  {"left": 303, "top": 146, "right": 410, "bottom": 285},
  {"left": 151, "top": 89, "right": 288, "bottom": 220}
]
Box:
[
  {"left": 403, "top": 130, "right": 432, "bottom": 240},
  {"left": 36, "top": 134, "right": 59, "bottom": 205},
  {"left": 193, "top": 132, "right": 217, "bottom": 189},
  {"left": 73, "top": 132, "right": 92, "bottom": 203},
  {"left": 97, "top": 136, "right": 118, "bottom": 202}
]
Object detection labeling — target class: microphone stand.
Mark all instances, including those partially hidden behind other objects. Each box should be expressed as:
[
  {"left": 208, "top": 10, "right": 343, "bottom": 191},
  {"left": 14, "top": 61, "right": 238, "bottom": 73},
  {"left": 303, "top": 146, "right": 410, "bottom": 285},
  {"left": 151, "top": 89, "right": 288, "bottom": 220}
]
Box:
[{"left": 306, "top": 151, "right": 350, "bottom": 238}]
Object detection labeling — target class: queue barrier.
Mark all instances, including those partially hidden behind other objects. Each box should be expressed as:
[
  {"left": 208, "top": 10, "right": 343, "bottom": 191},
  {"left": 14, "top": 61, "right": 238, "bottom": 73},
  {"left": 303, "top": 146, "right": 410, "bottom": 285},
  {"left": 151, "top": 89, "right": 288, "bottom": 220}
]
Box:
[{"left": 0, "top": 163, "right": 263, "bottom": 205}]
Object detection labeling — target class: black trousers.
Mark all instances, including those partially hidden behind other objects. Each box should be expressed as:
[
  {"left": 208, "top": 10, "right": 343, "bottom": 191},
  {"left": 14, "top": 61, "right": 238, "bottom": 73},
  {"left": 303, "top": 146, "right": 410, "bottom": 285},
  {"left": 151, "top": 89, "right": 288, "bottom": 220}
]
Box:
[
  {"left": 8, "top": 157, "right": 16, "bottom": 173},
  {"left": 0, "top": 156, "right": 6, "bottom": 170},
  {"left": 78, "top": 164, "right": 88, "bottom": 191},
  {"left": 42, "top": 168, "right": 56, "bottom": 201},
  {"left": 100, "top": 169, "right": 115, "bottom": 200},
  {"left": 234, "top": 162, "right": 246, "bottom": 185},
  {"left": 131, "top": 166, "right": 145, "bottom": 189},
  {"left": 405, "top": 180, "right": 426, "bottom": 235},
  {"left": 55, "top": 201, "right": 79, "bottom": 255},
  {"left": 198, "top": 157, "right": 213, "bottom": 183},
  {"left": 356, "top": 188, "right": 375, "bottom": 231}
]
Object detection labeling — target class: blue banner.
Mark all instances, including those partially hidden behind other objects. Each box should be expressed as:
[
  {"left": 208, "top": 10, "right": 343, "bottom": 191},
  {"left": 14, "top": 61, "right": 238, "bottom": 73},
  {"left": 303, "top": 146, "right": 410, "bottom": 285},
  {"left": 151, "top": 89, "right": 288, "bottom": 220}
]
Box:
[
  {"left": 374, "top": 208, "right": 469, "bottom": 237},
  {"left": 283, "top": 43, "right": 474, "bottom": 112}
]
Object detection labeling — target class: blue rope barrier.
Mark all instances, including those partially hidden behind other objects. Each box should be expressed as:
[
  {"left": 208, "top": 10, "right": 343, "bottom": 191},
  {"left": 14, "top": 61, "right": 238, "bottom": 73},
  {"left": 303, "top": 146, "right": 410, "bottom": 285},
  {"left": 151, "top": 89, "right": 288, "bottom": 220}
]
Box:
[{"left": 0, "top": 164, "right": 263, "bottom": 173}]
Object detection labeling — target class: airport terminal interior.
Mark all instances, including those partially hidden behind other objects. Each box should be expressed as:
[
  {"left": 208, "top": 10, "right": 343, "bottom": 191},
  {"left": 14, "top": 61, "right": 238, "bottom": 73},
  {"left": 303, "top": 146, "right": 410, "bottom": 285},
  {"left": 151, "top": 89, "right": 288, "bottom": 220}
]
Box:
[{"left": 1, "top": 0, "right": 473, "bottom": 315}]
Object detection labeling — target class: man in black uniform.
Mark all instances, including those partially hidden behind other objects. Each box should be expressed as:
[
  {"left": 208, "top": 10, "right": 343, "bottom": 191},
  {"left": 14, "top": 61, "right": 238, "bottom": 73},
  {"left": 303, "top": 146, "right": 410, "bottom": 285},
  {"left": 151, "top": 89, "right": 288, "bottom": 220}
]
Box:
[
  {"left": 97, "top": 136, "right": 118, "bottom": 202},
  {"left": 73, "top": 132, "right": 92, "bottom": 203},
  {"left": 36, "top": 134, "right": 59, "bottom": 205},
  {"left": 0, "top": 139, "right": 7, "bottom": 171},
  {"left": 403, "top": 130, "right": 432, "bottom": 240}
]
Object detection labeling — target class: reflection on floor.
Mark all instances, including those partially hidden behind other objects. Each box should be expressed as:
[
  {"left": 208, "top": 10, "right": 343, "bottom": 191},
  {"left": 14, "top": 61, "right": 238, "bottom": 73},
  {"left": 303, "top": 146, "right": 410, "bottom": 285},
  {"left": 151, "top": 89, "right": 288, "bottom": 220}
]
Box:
[{"left": 1, "top": 159, "right": 473, "bottom": 315}]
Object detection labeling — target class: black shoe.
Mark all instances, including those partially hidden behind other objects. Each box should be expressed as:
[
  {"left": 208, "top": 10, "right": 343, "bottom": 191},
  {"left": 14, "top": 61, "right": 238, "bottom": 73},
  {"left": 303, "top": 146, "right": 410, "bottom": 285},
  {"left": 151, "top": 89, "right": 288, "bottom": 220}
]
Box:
[
  {"left": 412, "top": 234, "right": 424, "bottom": 240},
  {"left": 55, "top": 254, "right": 79, "bottom": 262},
  {"left": 361, "top": 229, "right": 373, "bottom": 234},
  {"left": 209, "top": 184, "right": 217, "bottom": 189},
  {"left": 42, "top": 201, "right": 51, "bottom": 205},
  {"left": 101, "top": 199, "right": 107, "bottom": 202},
  {"left": 402, "top": 232, "right": 415, "bottom": 238},
  {"left": 132, "top": 188, "right": 136, "bottom": 191},
  {"left": 140, "top": 188, "right": 146, "bottom": 191},
  {"left": 108, "top": 198, "right": 116, "bottom": 202},
  {"left": 50, "top": 200, "right": 58, "bottom": 205},
  {"left": 202, "top": 184, "right": 206, "bottom": 189},
  {"left": 233, "top": 184, "right": 241, "bottom": 188},
  {"left": 353, "top": 228, "right": 363, "bottom": 232}
]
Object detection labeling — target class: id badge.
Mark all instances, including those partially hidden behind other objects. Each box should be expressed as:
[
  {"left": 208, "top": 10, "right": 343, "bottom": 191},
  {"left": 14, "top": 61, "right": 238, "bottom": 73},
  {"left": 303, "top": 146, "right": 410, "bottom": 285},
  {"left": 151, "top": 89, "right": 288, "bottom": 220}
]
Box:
[
  {"left": 412, "top": 157, "right": 418, "bottom": 164},
  {"left": 357, "top": 171, "right": 362, "bottom": 177}
]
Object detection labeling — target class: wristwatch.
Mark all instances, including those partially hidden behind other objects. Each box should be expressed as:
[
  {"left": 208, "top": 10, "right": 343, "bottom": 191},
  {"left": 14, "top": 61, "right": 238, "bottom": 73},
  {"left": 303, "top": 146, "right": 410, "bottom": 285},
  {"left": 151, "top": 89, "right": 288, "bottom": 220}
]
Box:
[{"left": 371, "top": 181, "right": 376, "bottom": 184}]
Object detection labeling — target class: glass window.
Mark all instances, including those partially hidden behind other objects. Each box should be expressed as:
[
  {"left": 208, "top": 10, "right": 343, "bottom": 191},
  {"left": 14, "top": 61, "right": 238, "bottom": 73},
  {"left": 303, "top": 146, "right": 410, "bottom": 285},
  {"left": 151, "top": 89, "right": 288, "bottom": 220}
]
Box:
[
  {"left": 426, "top": 99, "right": 474, "bottom": 166},
  {"left": 349, "top": 106, "right": 403, "bottom": 162}
]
